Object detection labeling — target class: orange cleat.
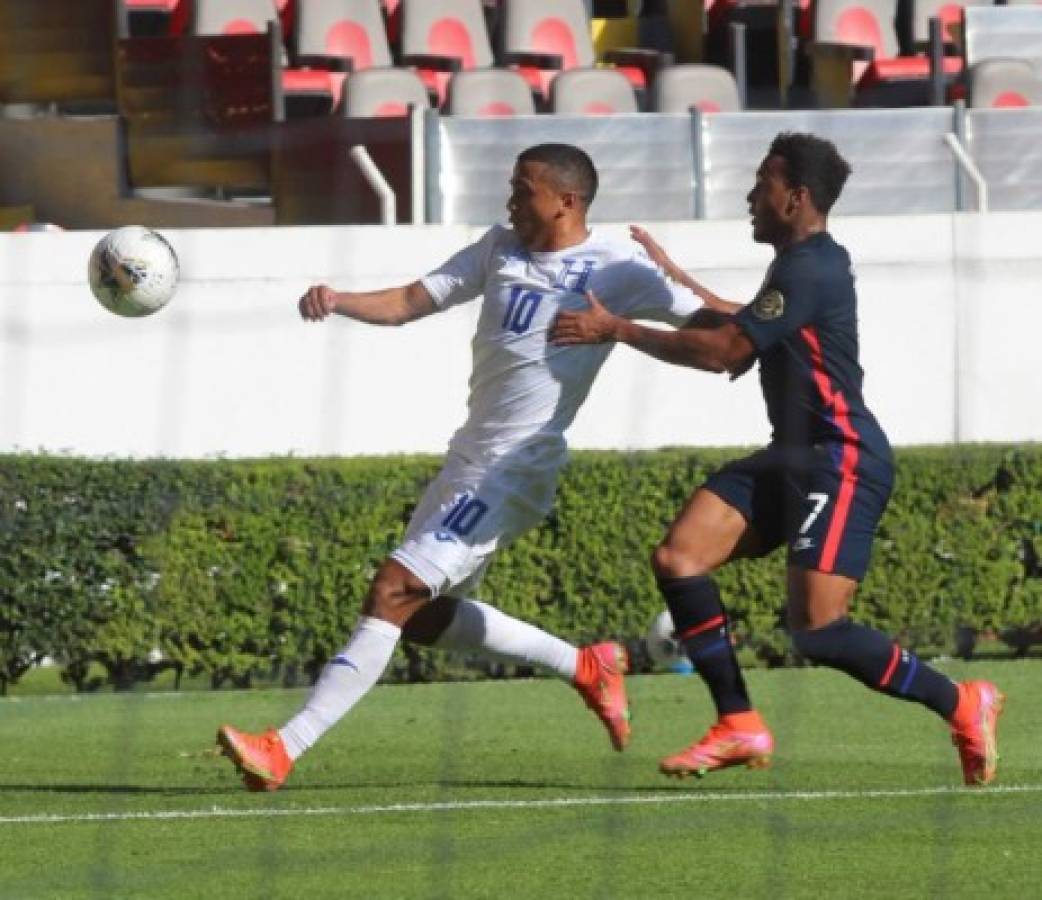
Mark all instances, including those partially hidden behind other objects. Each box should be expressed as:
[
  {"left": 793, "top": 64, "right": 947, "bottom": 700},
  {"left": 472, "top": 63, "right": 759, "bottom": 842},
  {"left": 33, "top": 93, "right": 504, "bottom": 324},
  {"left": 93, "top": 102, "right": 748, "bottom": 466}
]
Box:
[
  {"left": 660, "top": 711, "right": 774, "bottom": 778},
  {"left": 217, "top": 725, "right": 294, "bottom": 792},
  {"left": 574, "top": 642, "right": 632, "bottom": 751},
  {"left": 950, "top": 680, "right": 1005, "bottom": 786}
]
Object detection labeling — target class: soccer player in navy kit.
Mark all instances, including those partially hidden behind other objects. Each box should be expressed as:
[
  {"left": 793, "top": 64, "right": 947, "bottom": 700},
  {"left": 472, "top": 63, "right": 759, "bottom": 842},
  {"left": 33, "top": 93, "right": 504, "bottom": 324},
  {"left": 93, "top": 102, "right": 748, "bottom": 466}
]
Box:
[{"left": 551, "top": 132, "right": 1004, "bottom": 786}]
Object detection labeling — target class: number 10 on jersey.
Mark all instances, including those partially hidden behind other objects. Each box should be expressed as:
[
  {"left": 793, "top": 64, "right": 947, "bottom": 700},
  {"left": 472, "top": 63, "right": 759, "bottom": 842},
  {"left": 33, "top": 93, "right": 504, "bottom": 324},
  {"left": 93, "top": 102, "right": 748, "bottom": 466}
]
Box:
[{"left": 502, "top": 287, "right": 544, "bottom": 335}]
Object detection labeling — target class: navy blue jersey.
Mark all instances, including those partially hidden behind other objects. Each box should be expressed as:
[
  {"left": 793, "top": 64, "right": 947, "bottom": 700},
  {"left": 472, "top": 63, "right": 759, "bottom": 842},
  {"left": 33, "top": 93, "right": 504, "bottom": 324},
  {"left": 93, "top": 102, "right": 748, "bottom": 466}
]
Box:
[{"left": 734, "top": 232, "right": 893, "bottom": 473}]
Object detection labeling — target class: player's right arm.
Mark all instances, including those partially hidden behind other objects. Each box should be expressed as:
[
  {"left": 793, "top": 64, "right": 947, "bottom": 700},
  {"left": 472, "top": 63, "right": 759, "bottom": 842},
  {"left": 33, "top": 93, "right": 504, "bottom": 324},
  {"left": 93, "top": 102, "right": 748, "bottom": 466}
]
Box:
[
  {"left": 630, "top": 225, "right": 741, "bottom": 314},
  {"left": 300, "top": 226, "right": 500, "bottom": 325},
  {"left": 298, "top": 281, "right": 435, "bottom": 325},
  {"left": 551, "top": 290, "right": 755, "bottom": 376}
]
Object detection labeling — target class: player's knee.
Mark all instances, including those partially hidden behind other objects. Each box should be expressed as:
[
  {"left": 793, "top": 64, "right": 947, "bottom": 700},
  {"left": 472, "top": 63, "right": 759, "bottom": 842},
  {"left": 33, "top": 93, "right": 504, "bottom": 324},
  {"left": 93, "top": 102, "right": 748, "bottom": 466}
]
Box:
[
  {"left": 362, "top": 562, "right": 430, "bottom": 625},
  {"left": 651, "top": 542, "right": 713, "bottom": 580},
  {"left": 790, "top": 617, "right": 850, "bottom": 664},
  {"left": 400, "top": 597, "right": 460, "bottom": 646}
]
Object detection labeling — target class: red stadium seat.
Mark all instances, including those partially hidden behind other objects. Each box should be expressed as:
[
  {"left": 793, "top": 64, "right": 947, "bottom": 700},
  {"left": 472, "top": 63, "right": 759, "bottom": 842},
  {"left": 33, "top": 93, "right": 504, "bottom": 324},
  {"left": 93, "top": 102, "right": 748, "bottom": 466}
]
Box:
[
  {"left": 400, "top": 0, "right": 494, "bottom": 107},
  {"left": 652, "top": 64, "right": 743, "bottom": 113},
  {"left": 807, "top": 0, "right": 962, "bottom": 105},
  {"left": 341, "top": 66, "right": 429, "bottom": 116},
  {"left": 446, "top": 68, "right": 535, "bottom": 116},
  {"left": 501, "top": 0, "right": 667, "bottom": 105},
  {"left": 549, "top": 67, "right": 638, "bottom": 115},
  {"left": 293, "top": 0, "right": 393, "bottom": 112},
  {"left": 968, "top": 56, "right": 1042, "bottom": 106}
]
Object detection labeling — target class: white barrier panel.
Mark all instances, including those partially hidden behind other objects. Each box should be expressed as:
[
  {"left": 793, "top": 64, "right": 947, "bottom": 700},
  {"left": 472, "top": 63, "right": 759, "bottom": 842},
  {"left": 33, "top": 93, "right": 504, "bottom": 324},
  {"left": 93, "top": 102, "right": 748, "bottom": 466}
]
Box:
[
  {"left": 953, "top": 213, "right": 1042, "bottom": 442},
  {"left": 0, "top": 213, "right": 1038, "bottom": 459}
]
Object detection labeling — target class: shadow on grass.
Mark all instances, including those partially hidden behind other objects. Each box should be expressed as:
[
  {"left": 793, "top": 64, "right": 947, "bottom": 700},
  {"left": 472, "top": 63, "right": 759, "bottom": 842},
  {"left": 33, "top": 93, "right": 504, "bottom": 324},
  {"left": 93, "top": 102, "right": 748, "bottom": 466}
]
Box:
[
  {"left": 255, "top": 777, "right": 723, "bottom": 796},
  {"left": 0, "top": 776, "right": 740, "bottom": 798},
  {"left": 430, "top": 777, "right": 688, "bottom": 793},
  {"left": 0, "top": 783, "right": 242, "bottom": 796}
]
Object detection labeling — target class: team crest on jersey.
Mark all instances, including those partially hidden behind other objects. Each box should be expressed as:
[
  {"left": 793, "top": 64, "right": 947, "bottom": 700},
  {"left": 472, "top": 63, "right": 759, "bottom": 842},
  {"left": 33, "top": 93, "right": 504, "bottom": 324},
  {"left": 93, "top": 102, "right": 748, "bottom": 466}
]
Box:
[{"left": 751, "top": 288, "right": 785, "bottom": 320}]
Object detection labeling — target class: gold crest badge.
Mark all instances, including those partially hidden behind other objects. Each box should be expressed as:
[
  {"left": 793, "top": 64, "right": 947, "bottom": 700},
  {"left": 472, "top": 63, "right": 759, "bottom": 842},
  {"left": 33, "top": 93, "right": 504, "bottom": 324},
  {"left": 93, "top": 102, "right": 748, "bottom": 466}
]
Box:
[{"left": 751, "top": 288, "right": 785, "bottom": 321}]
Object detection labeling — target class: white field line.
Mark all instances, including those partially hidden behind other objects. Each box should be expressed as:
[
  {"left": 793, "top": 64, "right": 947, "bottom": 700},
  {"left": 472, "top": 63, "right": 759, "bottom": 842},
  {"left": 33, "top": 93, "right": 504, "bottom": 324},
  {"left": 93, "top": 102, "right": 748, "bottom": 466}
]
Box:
[{"left": 1, "top": 783, "right": 1040, "bottom": 826}]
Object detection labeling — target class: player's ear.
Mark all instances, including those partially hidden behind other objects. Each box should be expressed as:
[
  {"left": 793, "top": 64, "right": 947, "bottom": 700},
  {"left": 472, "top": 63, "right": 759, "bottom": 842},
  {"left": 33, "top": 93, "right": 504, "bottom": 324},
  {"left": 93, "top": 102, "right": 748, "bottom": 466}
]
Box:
[{"left": 789, "top": 184, "right": 810, "bottom": 214}]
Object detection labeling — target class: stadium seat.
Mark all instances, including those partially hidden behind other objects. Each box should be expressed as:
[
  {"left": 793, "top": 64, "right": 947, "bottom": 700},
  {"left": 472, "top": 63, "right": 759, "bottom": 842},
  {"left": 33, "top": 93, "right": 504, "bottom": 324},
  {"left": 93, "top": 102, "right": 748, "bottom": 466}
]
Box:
[
  {"left": 969, "top": 57, "right": 1042, "bottom": 105},
  {"left": 446, "top": 68, "right": 536, "bottom": 115},
  {"left": 550, "top": 67, "right": 638, "bottom": 114},
  {"left": 807, "top": 0, "right": 961, "bottom": 105},
  {"left": 652, "top": 63, "right": 743, "bottom": 112},
  {"left": 501, "top": 0, "right": 667, "bottom": 105},
  {"left": 400, "top": 0, "right": 495, "bottom": 106},
  {"left": 341, "top": 66, "right": 430, "bottom": 116},
  {"left": 947, "top": 6, "right": 1042, "bottom": 101},
  {"left": 293, "top": 0, "right": 394, "bottom": 112}
]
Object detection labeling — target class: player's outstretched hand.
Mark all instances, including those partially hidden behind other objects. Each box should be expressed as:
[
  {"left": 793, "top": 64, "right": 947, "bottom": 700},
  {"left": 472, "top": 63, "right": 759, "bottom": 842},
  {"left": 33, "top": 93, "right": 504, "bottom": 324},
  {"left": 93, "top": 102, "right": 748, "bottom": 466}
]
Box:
[
  {"left": 299, "top": 285, "right": 339, "bottom": 321},
  {"left": 630, "top": 225, "right": 677, "bottom": 273},
  {"left": 550, "top": 290, "right": 619, "bottom": 346}
]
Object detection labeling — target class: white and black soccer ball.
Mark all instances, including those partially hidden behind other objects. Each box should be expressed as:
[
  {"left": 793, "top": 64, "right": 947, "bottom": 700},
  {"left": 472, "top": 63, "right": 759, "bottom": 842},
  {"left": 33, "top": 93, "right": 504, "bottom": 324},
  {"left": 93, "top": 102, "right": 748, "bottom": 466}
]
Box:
[
  {"left": 88, "top": 226, "right": 179, "bottom": 317},
  {"left": 646, "top": 608, "right": 685, "bottom": 667}
]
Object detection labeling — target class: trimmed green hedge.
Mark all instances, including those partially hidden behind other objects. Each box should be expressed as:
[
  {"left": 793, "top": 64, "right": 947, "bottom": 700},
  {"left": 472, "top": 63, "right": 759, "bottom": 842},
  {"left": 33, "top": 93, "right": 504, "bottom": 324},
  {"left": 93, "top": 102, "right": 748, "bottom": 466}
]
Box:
[{"left": 1, "top": 447, "right": 1039, "bottom": 693}]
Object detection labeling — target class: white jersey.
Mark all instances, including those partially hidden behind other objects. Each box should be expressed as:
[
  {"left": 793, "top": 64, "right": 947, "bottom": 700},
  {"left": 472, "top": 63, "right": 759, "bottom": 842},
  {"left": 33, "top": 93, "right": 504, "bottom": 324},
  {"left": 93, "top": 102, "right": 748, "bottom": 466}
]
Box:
[{"left": 420, "top": 224, "right": 700, "bottom": 475}]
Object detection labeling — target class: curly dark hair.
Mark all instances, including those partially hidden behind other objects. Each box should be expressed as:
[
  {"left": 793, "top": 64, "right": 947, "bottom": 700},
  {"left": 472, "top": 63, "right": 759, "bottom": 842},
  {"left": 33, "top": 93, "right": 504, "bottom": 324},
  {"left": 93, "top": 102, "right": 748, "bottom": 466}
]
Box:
[
  {"left": 517, "top": 143, "right": 599, "bottom": 209},
  {"left": 768, "top": 132, "right": 852, "bottom": 214}
]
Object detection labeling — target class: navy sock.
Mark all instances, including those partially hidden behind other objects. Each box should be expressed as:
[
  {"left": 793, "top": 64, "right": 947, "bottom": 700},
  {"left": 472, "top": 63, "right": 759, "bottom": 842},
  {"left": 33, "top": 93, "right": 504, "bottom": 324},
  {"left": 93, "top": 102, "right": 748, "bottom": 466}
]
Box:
[
  {"left": 657, "top": 574, "right": 752, "bottom": 716},
  {"left": 792, "top": 618, "right": 958, "bottom": 719}
]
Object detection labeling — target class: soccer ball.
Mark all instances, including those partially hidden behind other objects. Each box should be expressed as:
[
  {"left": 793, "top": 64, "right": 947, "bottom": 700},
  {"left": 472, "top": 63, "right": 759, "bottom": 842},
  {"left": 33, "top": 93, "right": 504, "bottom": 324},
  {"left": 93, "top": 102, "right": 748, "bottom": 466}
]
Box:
[
  {"left": 88, "top": 226, "right": 179, "bottom": 317},
  {"left": 646, "top": 608, "right": 685, "bottom": 667}
]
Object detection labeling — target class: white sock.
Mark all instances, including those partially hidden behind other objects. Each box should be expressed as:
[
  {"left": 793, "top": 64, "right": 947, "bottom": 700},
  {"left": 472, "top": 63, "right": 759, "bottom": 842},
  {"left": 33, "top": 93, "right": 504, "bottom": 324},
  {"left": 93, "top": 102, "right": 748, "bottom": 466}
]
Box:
[
  {"left": 279, "top": 616, "right": 401, "bottom": 761},
  {"left": 434, "top": 598, "right": 578, "bottom": 680}
]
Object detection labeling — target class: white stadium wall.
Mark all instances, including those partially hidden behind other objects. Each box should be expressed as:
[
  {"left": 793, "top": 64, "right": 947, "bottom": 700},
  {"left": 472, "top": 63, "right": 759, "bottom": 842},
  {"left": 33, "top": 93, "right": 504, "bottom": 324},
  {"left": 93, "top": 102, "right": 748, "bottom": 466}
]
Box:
[{"left": 0, "top": 213, "right": 1039, "bottom": 459}]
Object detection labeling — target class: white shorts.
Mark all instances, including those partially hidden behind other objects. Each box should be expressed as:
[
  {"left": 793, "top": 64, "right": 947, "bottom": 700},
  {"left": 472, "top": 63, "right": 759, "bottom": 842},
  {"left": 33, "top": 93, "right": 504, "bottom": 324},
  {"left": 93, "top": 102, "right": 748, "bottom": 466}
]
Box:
[{"left": 391, "top": 453, "right": 558, "bottom": 598}]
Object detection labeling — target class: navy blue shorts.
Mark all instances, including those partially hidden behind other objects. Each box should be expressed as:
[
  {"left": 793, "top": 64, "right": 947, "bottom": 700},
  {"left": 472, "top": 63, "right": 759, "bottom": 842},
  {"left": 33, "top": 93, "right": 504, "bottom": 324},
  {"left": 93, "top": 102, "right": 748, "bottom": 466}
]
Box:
[{"left": 703, "top": 443, "right": 894, "bottom": 581}]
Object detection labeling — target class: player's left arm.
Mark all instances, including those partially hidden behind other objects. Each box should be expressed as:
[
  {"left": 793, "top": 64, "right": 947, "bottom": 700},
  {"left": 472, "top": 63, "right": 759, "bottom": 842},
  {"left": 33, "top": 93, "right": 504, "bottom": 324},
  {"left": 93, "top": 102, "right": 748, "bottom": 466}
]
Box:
[
  {"left": 550, "top": 290, "right": 755, "bottom": 376},
  {"left": 629, "top": 226, "right": 742, "bottom": 315}
]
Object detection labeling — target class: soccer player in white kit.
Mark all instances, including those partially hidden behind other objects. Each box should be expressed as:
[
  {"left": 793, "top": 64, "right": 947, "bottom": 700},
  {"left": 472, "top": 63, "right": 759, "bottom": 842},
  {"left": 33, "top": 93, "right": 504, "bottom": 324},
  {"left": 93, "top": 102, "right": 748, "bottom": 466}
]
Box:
[{"left": 218, "top": 144, "right": 701, "bottom": 791}]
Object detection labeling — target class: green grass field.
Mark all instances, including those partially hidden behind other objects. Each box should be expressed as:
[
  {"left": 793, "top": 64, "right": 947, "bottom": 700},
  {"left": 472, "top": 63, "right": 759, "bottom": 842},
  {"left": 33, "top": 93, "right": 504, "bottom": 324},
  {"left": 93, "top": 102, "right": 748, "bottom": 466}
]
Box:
[{"left": 1, "top": 660, "right": 1039, "bottom": 899}]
